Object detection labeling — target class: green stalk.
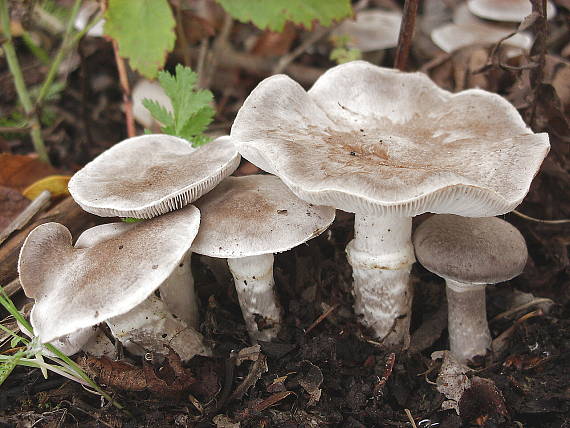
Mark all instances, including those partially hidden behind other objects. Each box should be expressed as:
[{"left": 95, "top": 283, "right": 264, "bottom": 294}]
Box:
[
  {"left": 35, "top": 0, "right": 82, "bottom": 106},
  {"left": 0, "top": 0, "right": 49, "bottom": 163}
]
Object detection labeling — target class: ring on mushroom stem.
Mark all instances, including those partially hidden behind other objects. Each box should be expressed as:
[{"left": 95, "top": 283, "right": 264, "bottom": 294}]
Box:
[
  {"left": 413, "top": 214, "right": 528, "bottom": 363},
  {"left": 230, "top": 60, "right": 549, "bottom": 349}
]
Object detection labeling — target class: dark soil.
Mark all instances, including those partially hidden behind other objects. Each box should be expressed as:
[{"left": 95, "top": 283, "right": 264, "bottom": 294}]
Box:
[{"left": 1, "top": 2, "right": 569, "bottom": 427}]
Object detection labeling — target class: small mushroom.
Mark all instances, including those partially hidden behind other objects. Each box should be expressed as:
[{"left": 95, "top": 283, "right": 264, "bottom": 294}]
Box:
[
  {"left": 231, "top": 60, "right": 549, "bottom": 348},
  {"left": 74, "top": 1, "right": 105, "bottom": 37},
  {"left": 467, "top": 0, "right": 556, "bottom": 23},
  {"left": 413, "top": 215, "right": 527, "bottom": 362},
  {"left": 333, "top": 9, "right": 402, "bottom": 52},
  {"left": 18, "top": 205, "right": 209, "bottom": 360},
  {"left": 191, "top": 175, "right": 335, "bottom": 342},
  {"left": 132, "top": 79, "right": 173, "bottom": 130}
]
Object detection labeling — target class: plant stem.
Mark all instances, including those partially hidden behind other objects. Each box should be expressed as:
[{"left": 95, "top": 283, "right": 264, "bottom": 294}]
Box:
[
  {"left": 0, "top": 0, "right": 49, "bottom": 163},
  {"left": 393, "top": 0, "right": 419, "bottom": 71},
  {"left": 35, "top": 0, "right": 82, "bottom": 106}
]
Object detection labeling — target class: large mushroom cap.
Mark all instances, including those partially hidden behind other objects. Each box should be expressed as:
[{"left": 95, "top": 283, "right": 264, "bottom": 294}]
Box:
[
  {"left": 333, "top": 9, "right": 402, "bottom": 52},
  {"left": 69, "top": 134, "right": 240, "bottom": 219},
  {"left": 232, "top": 61, "right": 549, "bottom": 218},
  {"left": 413, "top": 214, "right": 527, "bottom": 285},
  {"left": 18, "top": 205, "right": 200, "bottom": 344},
  {"left": 467, "top": 0, "right": 556, "bottom": 22},
  {"left": 191, "top": 175, "right": 335, "bottom": 258}
]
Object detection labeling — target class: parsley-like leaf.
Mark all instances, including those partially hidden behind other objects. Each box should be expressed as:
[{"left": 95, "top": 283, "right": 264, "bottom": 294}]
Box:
[{"left": 141, "top": 65, "right": 215, "bottom": 146}]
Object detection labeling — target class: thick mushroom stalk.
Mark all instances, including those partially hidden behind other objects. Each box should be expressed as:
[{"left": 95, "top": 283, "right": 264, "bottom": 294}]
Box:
[
  {"left": 346, "top": 215, "right": 415, "bottom": 346},
  {"left": 228, "top": 254, "right": 281, "bottom": 342},
  {"left": 445, "top": 280, "right": 490, "bottom": 362}
]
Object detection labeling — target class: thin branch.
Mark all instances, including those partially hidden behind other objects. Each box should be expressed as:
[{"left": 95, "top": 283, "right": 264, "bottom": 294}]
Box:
[
  {"left": 112, "top": 39, "right": 136, "bottom": 138},
  {"left": 393, "top": 0, "right": 419, "bottom": 71},
  {"left": 528, "top": 0, "right": 548, "bottom": 127},
  {"left": 0, "top": 0, "right": 49, "bottom": 163},
  {"left": 512, "top": 209, "right": 570, "bottom": 224}
]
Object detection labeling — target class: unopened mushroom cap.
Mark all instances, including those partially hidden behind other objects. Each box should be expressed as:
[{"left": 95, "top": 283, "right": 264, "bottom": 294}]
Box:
[
  {"left": 191, "top": 175, "right": 335, "bottom": 258},
  {"left": 467, "top": 0, "right": 556, "bottom": 22},
  {"left": 413, "top": 214, "right": 527, "bottom": 285},
  {"left": 18, "top": 205, "right": 200, "bottom": 344},
  {"left": 333, "top": 9, "right": 402, "bottom": 51},
  {"left": 69, "top": 134, "right": 240, "bottom": 218},
  {"left": 232, "top": 61, "right": 550, "bottom": 218}
]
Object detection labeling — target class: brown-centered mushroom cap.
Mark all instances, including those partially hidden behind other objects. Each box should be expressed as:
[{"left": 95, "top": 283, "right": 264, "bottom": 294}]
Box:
[
  {"left": 191, "top": 175, "right": 336, "bottom": 258},
  {"left": 18, "top": 205, "right": 200, "bottom": 344},
  {"left": 69, "top": 134, "right": 240, "bottom": 219},
  {"left": 232, "top": 61, "right": 550, "bottom": 218},
  {"left": 467, "top": 0, "right": 556, "bottom": 22},
  {"left": 413, "top": 214, "right": 527, "bottom": 285}
]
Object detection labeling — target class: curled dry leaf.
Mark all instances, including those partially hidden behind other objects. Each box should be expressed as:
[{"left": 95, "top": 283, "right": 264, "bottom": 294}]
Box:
[
  {"left": 0, "top": 154, "right": 58, "bottom": 191},
  {"left": 459, "top": 376, "right": 509, "bottom": 424},
  {"left": 79, "top": 347, "right": 196, "bottom": 396},
  {"left": 432, "top": 350, "right": 472, "bottom": 414}
]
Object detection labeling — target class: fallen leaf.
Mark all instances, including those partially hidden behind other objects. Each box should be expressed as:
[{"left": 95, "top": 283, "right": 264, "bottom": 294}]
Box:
[
  {"left": 22, "top": 175, "right": 71, "bottom": 200},
  {"left": 459, "top": 376, "right": 509, "bottom": 425},
  {"left": 297, "top": 361, "right": 323, "bottom": 406},
  {"left": 432, "top": 350, "right": 472, "bottom": 414},
  {"left": 0, "top": 154, "right": 58, "bottom": 191},
  {"left": 0, "top": 186, "right": 30, "bottom": 230}
]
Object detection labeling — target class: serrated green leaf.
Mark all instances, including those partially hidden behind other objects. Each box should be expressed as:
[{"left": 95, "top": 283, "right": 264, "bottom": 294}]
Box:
[
  {"left": 104, "top": 0, "right": 176, "bottom": 78},
  {"left": 144, "top": 65, "right": 215, "bottom": 146},
  {"left": 142, "top": 99, "right": 174, "bottom": 128},
  {"left": 216, "top": 0, "right": 352, "bottom": 32},
  {"left": 0, "top": 358, "right": 19, "bottom": 386}
]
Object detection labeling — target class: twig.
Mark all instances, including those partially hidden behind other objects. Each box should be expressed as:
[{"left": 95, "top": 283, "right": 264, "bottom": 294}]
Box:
[
  {"left": 0, "top": 0, "right": 49, "bottom": 163},
  {"left": 196, "top": 38, "right": 209, "bottom": 88},
  {"left": 528, "top": 0, "right": 548, "bottom": 127},
  {"left": 203, "top": 12, "right": 233, "bottom": 89},
  {"left": 0, "top": 190, "right": 51, "bottom": 246},
  {"left": 512, "top": 209, "right": 570, "bottom": 224},
  {"left": 3, "top": 278, "right": 21, "bottom": 298},
  {"left": 393, "top": 0, "right": 419, "bottom": 71},
  {"left": 404, "top": 409, "right": 418, "bottom": 428},
  {"left": 111, "top": 39, "right": 136, "bottom": 138},
  {"left": 304, "top": 303, "right": 339, "bottom": 334},
  {"left": 490, "top": 298, "right": 553, "bottom": 323},
  {"left": 174, "top": 3, "right": 191, "bottom": 66},
  {"left": 273, "top": 24, "right": 338, "bottom": 75}
]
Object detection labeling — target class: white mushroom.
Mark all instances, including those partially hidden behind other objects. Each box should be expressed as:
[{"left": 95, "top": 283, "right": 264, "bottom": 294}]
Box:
[
  {"left": 231, "top": 61, "right": 550, "bottom": 348},
  {"left": 18, "top": 205, "right": 209, "bottom": 360},
  {"left": 132, "top": 80, "right": 173, "bottom": 130},
  {"left": 413, "top": 215, "right": 528, "bottom": 362},
  {"left": 73, "top": 1, "right": 105, "bottom": 37},
  {"left": 68, "top": 134, "right": 240, "bottom": 323},
  {"left": 333, "top": 9, "right": 402, "bottom": 52},
  {"left": 191, "top": 175, "right": 335, "bottom": 342},
  {"left": 467, "top": 0, "right": 556, "bottom": 22}
]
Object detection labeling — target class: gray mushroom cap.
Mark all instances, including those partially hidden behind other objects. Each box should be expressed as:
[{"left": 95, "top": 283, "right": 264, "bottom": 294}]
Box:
[
  {"left": 18, "top": 205, "right": 200, "bottom": 344},
  {"left": 68, "top": 134, "right": 240, "bottom": 219},
  {"left": 333, "top": 9, "right": 402, "bottom": 52},
  {"left": 413, "top": 214, "right": 528, "bottom": 285},
  {"left": 232, "top": 61, "right": 550, "bottom": 218},
  {"left": 191, "top": 175, "right": 336, "bottom": 258}
]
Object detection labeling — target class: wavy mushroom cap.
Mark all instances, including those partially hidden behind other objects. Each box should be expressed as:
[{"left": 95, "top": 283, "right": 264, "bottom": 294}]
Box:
[
  {"left": 333, "top": 9, "right": 402, "bottom": 52},
  {"left": 413, "top": 214, "right": 527, "bottom": 285},
  {"left": 232, "top": 61, "right": 550, "bottom": 217},
  {"left": 467, "top": 0, "right": 556, "bottom": 22},
  {"left": 431, "top": 22, "right": 533, "bottom": 54},
  {"left": 191, "top": 175, "right": 336, "bottom": 258},
  {"left": 69, "top": 134, "right": 240, "bottom": 218},
  {"left": 18, "top": 205, "right": 200, "bottom": 344}
]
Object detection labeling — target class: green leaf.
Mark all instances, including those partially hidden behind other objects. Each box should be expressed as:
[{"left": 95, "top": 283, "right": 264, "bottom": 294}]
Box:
[
  {"left": 104, "top": 0, "right": 176, "bottom": 78},
  {"left": 216, "top": 0, "right": 352, "bottom": 32},
  {"left": 0, "top": 357, "right": 20, "bottom": 386},
  {"left": 144, "top": 65, "right": 215, "bottom": 146}
]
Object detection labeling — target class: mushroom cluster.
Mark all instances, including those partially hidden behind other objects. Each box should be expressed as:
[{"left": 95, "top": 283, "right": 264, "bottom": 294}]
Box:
[{"left": 19, "top": 59, "right": 549, "bottom": 365}]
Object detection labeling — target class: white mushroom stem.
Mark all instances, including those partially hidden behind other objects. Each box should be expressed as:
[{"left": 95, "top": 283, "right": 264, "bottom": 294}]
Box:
[
  {"left": 346, "top": 214, "right": 415, "bottom": 348},
  {"left": 159, "top": 252, "right": 199, "bottom": 328},
  {"left": 106, "top": 295, "right": 210, "bottom": 361},
  {"left": 446, "top": 280, "right": 491, "bottom": 362},
  {"left": 227, "top": 254, "right": 282, "bottom": 343}
]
